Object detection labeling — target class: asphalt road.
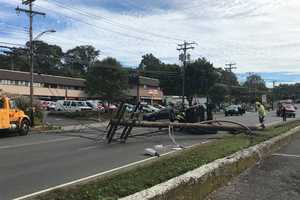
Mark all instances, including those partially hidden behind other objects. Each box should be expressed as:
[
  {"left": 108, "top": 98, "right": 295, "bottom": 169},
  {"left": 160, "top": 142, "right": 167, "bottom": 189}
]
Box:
[
  {"left": 0, "top": 109, "right": 299, "bottom": 200},
  {"left": 207, "top": 132, "right": 300, "bottom": 200}
]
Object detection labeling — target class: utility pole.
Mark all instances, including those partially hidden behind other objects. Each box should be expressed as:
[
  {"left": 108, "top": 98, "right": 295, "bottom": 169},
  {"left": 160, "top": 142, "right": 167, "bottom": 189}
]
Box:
[
  {"left": 272, "top": 80, "right": 277, "bottom": 110},
  {"left": 225, "top": 63, "right": 237, "bottom": 103},
  {"left": 225, "top": 63, "right": 237, "bottom": 72},
  {"left": 16, "top": 0, "right": 45, "bottom": 126},
  {"left": 136, "top": 72, "right": 140, "bottom": 105},
  {"left": 177, "top": 41, "right": 196, "bottom": 109}
]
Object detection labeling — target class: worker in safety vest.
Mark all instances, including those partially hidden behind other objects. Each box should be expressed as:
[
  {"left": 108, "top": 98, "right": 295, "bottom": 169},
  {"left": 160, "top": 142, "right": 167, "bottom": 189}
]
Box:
[{"left": 256, "top": 102, "right": 266, "bottom": 128}]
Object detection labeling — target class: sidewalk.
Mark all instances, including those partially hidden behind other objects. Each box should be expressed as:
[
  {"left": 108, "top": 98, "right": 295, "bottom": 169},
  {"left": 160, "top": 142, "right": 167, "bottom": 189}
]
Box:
[{"left": 207, "top": 132, "right": 300, "bottom": 200}]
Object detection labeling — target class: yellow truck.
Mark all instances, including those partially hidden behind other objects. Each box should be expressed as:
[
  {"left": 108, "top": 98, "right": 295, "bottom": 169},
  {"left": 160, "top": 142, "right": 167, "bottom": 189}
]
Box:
[{"left": 0, "top": 96, "right": 31, "bottom": 135}]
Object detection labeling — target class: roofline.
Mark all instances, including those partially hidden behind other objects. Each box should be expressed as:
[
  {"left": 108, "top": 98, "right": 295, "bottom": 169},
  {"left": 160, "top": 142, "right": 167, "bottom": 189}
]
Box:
[{"left": 0, "top": 69, "right": 85, "bottom": 81}]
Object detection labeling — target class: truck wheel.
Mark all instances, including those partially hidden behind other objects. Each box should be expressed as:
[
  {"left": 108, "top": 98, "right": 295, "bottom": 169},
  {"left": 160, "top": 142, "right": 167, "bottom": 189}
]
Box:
[{"left": 19, "top": 119, "right": 30, "bottom": 136}]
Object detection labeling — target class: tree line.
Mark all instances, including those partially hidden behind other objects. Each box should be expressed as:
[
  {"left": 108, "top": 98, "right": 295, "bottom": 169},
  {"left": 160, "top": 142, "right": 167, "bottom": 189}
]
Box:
[{"left": 0, "top": 41, "right": 271, "bottom": 104}]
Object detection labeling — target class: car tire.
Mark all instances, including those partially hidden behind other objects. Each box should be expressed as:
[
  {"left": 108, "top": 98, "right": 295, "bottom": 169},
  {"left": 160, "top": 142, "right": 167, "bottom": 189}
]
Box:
[{"left": 19, "top": 119, "right": 30, "bottom": 136}]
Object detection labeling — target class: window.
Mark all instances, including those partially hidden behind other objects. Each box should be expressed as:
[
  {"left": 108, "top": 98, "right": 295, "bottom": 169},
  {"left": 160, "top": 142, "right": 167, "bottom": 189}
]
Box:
[
  {"left": 63, "top": 101, "right": 70, "bottom": 106},
  {"left": 71, "top": 102, "right": 77, "bottom": 107},
  {"left": 78, "top": 102, "right": 84, "bottom": 106}
]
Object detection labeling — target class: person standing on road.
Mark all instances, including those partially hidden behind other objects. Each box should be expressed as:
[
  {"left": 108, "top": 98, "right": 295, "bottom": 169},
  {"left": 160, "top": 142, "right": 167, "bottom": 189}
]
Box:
[
  {"left": 282, "top": 106, "right": 287, "bottom": 122},
  {"left": 256, "top": 102, "right": 266, "bottom": 128}
]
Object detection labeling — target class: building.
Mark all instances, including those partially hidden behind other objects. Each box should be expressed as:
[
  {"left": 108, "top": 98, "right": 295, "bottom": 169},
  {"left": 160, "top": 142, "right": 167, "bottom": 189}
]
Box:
[
  {"left": 0, "top": 69, "right": 86, "bottom": 100},
  {"left": 128, "top": 76, "right": 164, "bottom": 104},
  {"left": 0, "top": 69, "right": 164, "bottom": 103}
]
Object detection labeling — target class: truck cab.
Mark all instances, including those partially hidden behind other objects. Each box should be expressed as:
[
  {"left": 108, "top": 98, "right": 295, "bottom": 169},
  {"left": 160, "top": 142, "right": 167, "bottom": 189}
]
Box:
[{"left": 0, "top": 96, "right": 31, "bottom": 135}]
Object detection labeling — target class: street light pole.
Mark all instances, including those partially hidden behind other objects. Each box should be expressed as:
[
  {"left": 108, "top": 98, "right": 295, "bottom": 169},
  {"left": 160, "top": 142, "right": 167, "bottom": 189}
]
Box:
[{"left": 30, "top": 29, "right": 56, "bottom": 126}]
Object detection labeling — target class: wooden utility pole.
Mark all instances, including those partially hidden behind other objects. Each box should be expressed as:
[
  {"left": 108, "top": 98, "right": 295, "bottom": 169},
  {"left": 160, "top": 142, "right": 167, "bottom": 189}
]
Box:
[
  {"left": 177, "top": 41, "right": 196, "bottom": 109},
  {"left": 225, "top": 63, "right": 237, "bottom": 103},
  {"left": 225, "top": 63, "right": 237, "bottom": 72},
  {"left": 272, "top": 80, "right": 277, "bottom": 110},
  {"left": 16, "top": 0, "right": 45, "bottom": 126}
]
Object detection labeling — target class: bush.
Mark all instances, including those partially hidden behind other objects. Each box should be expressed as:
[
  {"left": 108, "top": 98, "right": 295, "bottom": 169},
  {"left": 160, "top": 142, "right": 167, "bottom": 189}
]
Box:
[{"left": 14, "top": 96, "right": 44, "bottom": 126}]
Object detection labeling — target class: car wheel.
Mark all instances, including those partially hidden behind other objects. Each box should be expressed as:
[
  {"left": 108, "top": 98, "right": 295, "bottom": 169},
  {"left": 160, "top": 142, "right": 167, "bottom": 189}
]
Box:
[{"left": 19, "top": 119, "right": 30, "bottom": 136}]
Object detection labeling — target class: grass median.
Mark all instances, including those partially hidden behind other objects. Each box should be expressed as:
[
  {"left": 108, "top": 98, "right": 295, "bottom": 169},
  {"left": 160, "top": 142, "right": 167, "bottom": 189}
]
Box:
[{"left": 34, "top": 120, "right": 300, "bottom": 200}]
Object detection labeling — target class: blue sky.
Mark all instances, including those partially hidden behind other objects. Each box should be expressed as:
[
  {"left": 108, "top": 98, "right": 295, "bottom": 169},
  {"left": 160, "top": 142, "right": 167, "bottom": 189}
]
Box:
[{"left": 1, "top": 0, "right": 300, "bottom": 86}]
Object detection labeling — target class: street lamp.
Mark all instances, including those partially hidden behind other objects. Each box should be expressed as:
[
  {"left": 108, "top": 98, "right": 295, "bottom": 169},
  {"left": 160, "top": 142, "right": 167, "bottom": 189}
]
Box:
[
  {"left": 29, "top": 29, "right": 56, "bottom": 126},
  {"left": 33, "top": 29, "right": 56, "bottom": 41}
]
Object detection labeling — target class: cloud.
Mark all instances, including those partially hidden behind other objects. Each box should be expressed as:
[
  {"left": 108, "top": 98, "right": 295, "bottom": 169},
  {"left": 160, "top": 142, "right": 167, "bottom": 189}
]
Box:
[{"left": 1, "top": 0, "right": 300, "bottom": 72}]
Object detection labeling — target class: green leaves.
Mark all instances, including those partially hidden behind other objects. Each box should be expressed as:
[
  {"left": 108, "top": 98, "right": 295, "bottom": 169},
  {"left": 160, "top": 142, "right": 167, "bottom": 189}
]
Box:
[{"left": 86, "top": 57, "right": 128, "bottom": 102}]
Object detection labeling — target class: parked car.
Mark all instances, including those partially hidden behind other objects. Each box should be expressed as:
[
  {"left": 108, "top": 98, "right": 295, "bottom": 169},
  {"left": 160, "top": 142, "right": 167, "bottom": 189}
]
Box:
[
  {"left": 143, "top": 108, "right": 172, "bottom": 121},
  {"left": 47, "top": 101, "right": 56, "bottom": 111},
  {"left": 103, "top": 103, "right": 118, "bottom": 112},
  {"left": 224, "top": 105, "right": 245, "bottom": 116},
  {"left": 125, "top": 103, "right": 135, "bottom": 113},
  {"left": 153, "top": 104, "right": 166, "bottom": 110},
  {"left": 86, "top": 101, "right": 105, "bottom": 112},
  {"left": 146, "top": 105, "right": 160, "bottom": 112},
  {"left": 39, "top": 100, "right": 50, "bottom": 110},
  {"left": 276, "top": 100, "right": 297, "bottom": 118},
  {"left": 55, "top": 100, "right": 92, "bottom": 112}
]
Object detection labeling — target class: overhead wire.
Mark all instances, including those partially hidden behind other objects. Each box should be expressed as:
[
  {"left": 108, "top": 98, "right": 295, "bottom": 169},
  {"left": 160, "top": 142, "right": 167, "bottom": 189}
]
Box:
[
  {"left": 34, "top": 4, "right": 153, "bottom": 43},
  {"left": 0, "top": 42, "right": 26, "bottom": 47},
  {"left": 46, "top": 0, "right": 183, "bottom": 42},
  {"left": 0, "top": 21, "right": 29, "bottom": 32}
]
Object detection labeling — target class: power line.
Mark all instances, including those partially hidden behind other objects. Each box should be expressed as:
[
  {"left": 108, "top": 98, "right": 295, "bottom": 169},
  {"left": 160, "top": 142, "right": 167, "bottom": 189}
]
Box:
[
  {"left": 0, "top": 41, "right": 26, "bottom": 47},
  {"left": 0, "top": 21, "right": 29, "bottom": 32},
  {"left": 34, "top": 4, "right": 153, "bottom": 43},
  {"left": 46, "top": 0, "right": 183, "bottom": 42}
]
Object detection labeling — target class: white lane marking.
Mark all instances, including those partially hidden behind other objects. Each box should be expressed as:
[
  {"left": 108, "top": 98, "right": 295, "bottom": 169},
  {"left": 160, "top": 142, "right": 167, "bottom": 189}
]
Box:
[
  {"left": 0, "top": 137, "right": 75, "bottom": 150},
  {"left": 13, "top": 142, "right": 208, "bottom": 200},
  {"left": 273, "top": 153, "right": 300, "bottom": 159}
]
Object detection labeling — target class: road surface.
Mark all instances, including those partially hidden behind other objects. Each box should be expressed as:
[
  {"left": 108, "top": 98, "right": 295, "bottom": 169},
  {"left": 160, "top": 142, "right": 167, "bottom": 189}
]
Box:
[
  {"left": 0, "top": 109, "right": 299, "bottom": 200},
  {"left": 207, "top": 132, "right": 300, "bottom": 200}
]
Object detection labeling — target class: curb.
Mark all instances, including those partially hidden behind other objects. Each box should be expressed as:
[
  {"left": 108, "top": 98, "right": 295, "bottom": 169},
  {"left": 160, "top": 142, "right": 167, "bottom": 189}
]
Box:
[{"left": 120, "top": 126, "right": 300, "bottom": 200}]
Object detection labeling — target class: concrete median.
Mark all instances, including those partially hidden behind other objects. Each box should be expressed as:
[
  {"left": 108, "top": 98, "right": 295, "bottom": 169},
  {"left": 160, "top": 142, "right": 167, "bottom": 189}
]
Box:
[{"left": 120, "top": 126, "right": 300, "bottom": 200}]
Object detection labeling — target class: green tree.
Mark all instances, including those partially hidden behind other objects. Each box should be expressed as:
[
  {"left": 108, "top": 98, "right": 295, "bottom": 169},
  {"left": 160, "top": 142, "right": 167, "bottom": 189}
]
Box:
[
  {"left": 139, "top": 53, "right": 162, "bottom": 70},
  {"left": 32, "top": 40, "right": 63, "bottom": 75},
  {"left": 218, "top": 69, "right": 239, "bottom": 86},
  {"left": 139, "top": 54, "right": 182, "bottom": 95},
  {"left": 86, "top": 57, "right": 128, "bottom": 102},
  {"left": 243, "top": 74, "right": 268, "bottom": 91},
  {"left": 0, "top": 47, "right": 29, "bottom": 71},
  {"left": 209, "top": 84, "right": 229, "bottom": 106},
  {"left": 64, "top": 45, "right": 99, "bottom": 77},
  {"left": 185, "top": 57, "right": 220, "bottom": 104}
]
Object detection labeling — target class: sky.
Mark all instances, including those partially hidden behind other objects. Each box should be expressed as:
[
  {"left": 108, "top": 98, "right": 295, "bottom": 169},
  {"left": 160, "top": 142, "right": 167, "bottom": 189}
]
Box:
[{"left": 1, "top": 0, "right": 300, "bottom": 86}]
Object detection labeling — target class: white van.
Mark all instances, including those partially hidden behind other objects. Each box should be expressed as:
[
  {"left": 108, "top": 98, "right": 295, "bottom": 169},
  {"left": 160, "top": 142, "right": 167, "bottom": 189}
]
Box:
[{"left": 55, "top": 100, "right": 92, "bottom": 112}]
